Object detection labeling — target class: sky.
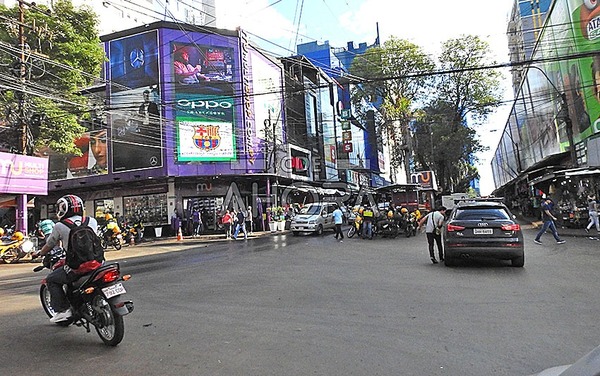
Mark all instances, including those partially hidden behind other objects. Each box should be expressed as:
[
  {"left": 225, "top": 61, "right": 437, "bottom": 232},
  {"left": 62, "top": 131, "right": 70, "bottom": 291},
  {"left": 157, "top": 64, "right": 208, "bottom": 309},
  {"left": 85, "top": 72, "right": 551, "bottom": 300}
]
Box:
[{"left": 216, "top": 0, "right": 517, "bottom": 195}]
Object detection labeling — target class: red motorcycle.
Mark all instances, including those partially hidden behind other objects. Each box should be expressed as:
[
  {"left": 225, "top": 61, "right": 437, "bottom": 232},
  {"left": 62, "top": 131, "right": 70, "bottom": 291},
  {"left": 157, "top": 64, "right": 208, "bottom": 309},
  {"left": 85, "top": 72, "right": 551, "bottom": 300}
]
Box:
[{"left": 34, "top": 248, "right": 134, "bottom": 346}]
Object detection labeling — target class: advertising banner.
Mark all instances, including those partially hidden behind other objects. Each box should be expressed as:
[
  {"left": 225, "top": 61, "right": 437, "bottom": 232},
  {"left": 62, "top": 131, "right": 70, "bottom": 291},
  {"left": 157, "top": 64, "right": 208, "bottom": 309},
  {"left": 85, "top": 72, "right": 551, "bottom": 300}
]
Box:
[
  {"left": 176, "top": 95, "right": 236, "bottom": 161},
  {"left": 171, "top": 41, "right": 237, "bottom": 163},
  {"left": 109, "top": 30, "right": 162, "bottom": 172},
  {"left": 46, "top": 128, "right": 108, "bottom": 181},
  {"left": 0, "top": 152, "right": 48, "bottom": 195}
]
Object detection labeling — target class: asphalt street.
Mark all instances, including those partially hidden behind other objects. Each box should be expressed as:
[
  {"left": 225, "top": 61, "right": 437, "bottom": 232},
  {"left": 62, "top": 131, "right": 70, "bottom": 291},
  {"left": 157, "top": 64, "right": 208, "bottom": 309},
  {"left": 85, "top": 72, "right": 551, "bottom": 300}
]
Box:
[{"left": 1, "top": 225, "right": 600, "bottom": 376}]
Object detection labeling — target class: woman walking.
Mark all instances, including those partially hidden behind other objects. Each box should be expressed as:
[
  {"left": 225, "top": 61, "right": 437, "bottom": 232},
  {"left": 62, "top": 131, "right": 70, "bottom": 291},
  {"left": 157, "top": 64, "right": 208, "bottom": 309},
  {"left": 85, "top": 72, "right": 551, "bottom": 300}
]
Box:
[{"left": 585, "top": 195, "right": 600, "bottom": 233}]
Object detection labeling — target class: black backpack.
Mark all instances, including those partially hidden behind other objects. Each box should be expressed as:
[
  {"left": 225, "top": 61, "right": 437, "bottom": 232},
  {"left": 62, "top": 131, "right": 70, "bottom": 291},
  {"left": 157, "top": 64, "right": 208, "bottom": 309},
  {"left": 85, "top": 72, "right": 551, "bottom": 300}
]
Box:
[{"left": 62, "top": 217, "right": 104, "bottom": 269}]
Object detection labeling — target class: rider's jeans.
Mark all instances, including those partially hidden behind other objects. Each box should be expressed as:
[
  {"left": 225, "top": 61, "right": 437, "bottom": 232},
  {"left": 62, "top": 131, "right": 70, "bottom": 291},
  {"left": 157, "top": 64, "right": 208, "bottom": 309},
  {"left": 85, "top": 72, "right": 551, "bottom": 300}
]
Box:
[
  {"left": 46, "top": 266, "right": 79, "bottom": 313},
  {"left": 363, "top": 221, "right": 373, "bottom": 238}
]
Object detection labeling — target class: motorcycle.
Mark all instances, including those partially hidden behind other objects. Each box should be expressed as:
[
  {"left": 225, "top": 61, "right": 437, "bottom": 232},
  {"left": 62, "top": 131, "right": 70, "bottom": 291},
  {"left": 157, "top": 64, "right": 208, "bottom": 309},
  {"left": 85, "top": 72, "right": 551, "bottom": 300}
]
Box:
[
  {"left": 0, "top": 234, "right": 35, "bottom": 264},
  {"left": 347, "top": 214, "right": 363, "bottom": 238},
  {"left": 375, "top": 217, "right": 400, "bottom": 238},
  {"left": 99, "top": 224, "right": 123, "bottom": 250},
  {"left": 123, "top": 221, "right": 144, "bottom": 245},
  {"left": 34, "top": 247, "right": 134, "bottom": 346}
]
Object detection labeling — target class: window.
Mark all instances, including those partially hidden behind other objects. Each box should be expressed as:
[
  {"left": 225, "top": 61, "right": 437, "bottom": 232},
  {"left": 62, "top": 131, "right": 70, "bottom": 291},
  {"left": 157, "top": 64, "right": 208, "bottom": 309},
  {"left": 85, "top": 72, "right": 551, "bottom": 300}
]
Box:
[
  {"left": 454, "top": 207, "right": 510, "bottom": 220},
  {"left": 124, "top": 193, "right": 168, "bottom": 225}
]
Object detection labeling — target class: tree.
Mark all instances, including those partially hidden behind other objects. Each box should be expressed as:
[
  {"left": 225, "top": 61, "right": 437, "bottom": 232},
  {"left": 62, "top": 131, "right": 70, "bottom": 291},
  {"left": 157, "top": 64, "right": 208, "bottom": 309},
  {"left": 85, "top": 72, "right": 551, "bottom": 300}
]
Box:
[
  {"left": 349, "top": 37, "right": 434, "bottom": 182},
  {"left": 414, "top": 35, "right": 503, "bottom": 193},
  {"left": 0, "top": 0, "right": 104, "bottom": 155}
]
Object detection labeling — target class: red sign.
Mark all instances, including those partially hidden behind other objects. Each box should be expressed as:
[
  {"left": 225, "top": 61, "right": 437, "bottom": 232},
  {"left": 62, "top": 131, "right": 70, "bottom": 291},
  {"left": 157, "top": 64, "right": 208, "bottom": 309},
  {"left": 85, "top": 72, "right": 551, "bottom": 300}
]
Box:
[{"left": 342, "top": 142, "right": 353, "bottom": 153}]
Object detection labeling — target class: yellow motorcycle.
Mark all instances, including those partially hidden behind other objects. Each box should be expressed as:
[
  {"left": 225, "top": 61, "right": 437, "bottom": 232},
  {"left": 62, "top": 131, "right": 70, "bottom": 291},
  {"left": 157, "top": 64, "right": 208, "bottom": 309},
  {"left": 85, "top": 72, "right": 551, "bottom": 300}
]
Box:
[{"left": 0, "top": 231, "right": 35, "bottom": 264}]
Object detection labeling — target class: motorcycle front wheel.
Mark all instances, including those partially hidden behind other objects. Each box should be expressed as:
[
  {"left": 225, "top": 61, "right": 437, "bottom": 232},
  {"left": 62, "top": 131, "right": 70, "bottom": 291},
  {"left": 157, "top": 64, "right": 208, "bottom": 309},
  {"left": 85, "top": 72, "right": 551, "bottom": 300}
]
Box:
[
  {"left": 92, "top": 294, "right": 124, "bottom": 346},
  {"left": 40, "top": 284, "right": 71, "bottom": 326},
  {"left": 1, "top": 248, "right": 20, "bottom": 263},
  {"left": 347, "top": 226, "right": 356, "bottom": 238},
  {"left": 112, "top": 238, "right": 122, "bottom": 251}
]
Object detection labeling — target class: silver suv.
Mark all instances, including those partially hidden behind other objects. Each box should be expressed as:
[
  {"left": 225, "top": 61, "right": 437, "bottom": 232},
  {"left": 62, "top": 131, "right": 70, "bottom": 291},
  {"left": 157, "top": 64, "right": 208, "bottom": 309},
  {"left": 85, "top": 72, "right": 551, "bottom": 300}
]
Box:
[{"left": 290, "top": 203, "right": 337, "bottom": 235}]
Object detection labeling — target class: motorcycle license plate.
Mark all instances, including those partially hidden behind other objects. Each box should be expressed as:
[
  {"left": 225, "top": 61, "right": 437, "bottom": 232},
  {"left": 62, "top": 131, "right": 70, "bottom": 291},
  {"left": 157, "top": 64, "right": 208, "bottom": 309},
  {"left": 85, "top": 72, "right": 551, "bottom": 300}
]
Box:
[{"left": 102, "top": 283, "right": 126, "bottom": 299}]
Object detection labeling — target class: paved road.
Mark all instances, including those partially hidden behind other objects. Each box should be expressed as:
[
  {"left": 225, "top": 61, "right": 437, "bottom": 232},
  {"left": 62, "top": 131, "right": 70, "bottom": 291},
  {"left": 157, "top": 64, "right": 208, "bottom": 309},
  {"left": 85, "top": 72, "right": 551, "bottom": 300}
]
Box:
[{"left": 1, "top": 227, "right": 600, "bottom": 376}]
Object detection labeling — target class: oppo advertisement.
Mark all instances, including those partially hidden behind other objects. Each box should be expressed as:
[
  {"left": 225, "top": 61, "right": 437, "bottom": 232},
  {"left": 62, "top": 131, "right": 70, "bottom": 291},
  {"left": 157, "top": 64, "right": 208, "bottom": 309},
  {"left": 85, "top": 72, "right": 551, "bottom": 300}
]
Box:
[
  {"left": 176, "top": 94, "right": 236, "bottom": 161},
  {"left": 171, "top": 41, "right": 237, "bottom": 163},
  {"left": 108, "top": 30, "right": 162, "bottom": 172}
]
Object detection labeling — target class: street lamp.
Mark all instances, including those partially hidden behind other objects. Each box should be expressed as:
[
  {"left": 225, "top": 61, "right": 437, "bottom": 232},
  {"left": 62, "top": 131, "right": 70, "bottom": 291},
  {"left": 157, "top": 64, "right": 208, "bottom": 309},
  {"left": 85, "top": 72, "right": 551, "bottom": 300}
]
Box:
[{"left": 526, "top": 65, "right": 577, "bottom": 167}]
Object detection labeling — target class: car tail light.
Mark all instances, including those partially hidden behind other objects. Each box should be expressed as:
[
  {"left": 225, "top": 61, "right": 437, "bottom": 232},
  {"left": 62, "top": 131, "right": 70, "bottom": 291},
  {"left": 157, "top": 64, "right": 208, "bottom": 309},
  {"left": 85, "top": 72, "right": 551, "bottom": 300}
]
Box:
[
  {"left": 447, "top": 224, "right": 465, "bottom": 232},
  {"left": 501, "top": 224, "right": 521, "bottom": 231}
]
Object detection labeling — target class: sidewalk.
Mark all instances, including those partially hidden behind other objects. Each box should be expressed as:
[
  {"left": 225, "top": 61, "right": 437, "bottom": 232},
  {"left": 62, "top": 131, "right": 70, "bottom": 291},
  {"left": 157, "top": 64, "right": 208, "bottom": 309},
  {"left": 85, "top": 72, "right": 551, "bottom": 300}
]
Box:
[{"left": 515, "top": 214, "right": 598, "bottom": 238}]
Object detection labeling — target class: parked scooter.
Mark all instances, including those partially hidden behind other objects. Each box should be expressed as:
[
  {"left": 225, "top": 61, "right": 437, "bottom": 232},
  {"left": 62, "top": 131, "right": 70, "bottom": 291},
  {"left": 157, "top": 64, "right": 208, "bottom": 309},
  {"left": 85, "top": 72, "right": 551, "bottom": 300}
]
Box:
[
  {"left": 0, "top": 231, "right": 35, "bottom": 264},
  {"left": 34, "top": 247, "right": 134, "bottom": 346},
  {"left": 123, "top": 221, "right": 144, "bottom": 245}
]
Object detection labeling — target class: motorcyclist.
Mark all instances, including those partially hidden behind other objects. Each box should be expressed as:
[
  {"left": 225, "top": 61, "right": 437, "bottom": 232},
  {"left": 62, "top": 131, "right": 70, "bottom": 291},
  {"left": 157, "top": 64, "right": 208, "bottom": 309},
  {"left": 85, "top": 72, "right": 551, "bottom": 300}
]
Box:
[
  {"left": 362, "top": 205, "right": 375, "bottom": 239},
  {"left": 36, "top": 195, "right": 100, "bottom": 323}
]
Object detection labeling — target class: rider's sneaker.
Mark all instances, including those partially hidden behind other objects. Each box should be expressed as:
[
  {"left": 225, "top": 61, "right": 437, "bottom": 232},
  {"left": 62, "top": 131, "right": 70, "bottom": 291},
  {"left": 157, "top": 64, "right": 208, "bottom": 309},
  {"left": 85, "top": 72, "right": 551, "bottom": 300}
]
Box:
[{"left": 50, "top": 308, "right": 72, "bottom": 323}]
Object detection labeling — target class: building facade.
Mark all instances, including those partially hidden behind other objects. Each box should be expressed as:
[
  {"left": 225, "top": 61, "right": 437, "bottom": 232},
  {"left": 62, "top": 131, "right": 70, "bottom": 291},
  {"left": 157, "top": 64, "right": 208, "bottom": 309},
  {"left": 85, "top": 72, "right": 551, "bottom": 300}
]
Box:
[{"left": 493, "top": 0, "right": 600, "bottom": 223}]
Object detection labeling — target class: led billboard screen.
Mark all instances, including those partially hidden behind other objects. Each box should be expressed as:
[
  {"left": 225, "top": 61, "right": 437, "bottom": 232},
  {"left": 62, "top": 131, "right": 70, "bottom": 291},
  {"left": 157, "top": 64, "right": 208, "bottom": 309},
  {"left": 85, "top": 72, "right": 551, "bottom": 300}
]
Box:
[{"left": 108, "top": 30, "right": 163, "bottom": 172}]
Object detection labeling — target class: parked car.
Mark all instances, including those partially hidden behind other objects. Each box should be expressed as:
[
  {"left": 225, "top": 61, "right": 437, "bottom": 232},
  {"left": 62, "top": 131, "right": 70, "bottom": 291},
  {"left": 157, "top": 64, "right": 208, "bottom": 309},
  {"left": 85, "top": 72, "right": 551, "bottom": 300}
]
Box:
[
  {"left": 290, "top": 202, "right": 337, "bottom": 236},
  {"left": 443, "top": 199, "right": 524, "bottom": 267}
]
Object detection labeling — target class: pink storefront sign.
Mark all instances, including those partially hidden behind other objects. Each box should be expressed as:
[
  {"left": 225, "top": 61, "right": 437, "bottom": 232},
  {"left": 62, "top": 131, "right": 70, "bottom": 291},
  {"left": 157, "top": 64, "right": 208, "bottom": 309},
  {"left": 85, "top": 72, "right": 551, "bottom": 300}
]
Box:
[{"left": 0, "top": 151, "right": 48, "bottom": 195}]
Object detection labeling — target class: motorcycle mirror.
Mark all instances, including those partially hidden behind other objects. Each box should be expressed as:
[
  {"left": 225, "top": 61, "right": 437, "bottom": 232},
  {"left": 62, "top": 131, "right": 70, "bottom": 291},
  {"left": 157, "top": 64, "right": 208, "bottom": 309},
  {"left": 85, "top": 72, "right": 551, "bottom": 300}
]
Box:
[{"left": 33, "top": 265, "right": 44, "bottom": 272}]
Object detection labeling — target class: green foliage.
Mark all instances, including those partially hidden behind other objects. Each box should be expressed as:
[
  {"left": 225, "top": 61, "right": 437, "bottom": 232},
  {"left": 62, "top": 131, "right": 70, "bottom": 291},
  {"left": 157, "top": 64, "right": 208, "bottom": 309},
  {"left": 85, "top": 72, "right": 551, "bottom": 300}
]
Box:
[
  {"left": 0, "top": 0, "right": 104, "bottom": 155},
  {"left": 412, "top": 35, "right": 503, "bottom": 193},
  {"left": 349, "top": 37, "right": 434, "bottom": 179}
]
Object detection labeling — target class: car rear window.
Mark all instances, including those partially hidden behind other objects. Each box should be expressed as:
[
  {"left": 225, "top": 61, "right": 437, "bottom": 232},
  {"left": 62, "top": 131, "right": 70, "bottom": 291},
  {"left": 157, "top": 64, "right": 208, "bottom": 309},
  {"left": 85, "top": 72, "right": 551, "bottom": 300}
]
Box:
[{"left": 453, "top": 207, "right": 510, "bottom": 220}]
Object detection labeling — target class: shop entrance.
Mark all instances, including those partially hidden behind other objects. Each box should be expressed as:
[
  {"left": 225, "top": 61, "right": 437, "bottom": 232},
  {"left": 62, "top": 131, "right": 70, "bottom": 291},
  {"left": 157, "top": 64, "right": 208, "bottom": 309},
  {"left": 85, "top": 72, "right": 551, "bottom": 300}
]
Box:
[{"left": 183, "top": 196, "right": 224, "bottom": 234}]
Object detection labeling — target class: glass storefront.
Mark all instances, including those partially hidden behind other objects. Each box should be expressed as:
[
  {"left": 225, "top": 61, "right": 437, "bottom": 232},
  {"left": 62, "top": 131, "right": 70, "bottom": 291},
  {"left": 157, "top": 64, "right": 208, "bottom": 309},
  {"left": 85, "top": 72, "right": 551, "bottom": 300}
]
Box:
[{"left": 124, "top": 193, "right": 168, "bottom": 225}]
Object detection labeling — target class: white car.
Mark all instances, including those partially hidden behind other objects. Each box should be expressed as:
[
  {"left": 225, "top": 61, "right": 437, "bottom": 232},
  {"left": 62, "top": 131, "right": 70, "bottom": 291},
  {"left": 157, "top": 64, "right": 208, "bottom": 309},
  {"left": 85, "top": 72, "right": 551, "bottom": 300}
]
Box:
[{"left": 290, "top": 203, "right": 337, "bottom": 235}]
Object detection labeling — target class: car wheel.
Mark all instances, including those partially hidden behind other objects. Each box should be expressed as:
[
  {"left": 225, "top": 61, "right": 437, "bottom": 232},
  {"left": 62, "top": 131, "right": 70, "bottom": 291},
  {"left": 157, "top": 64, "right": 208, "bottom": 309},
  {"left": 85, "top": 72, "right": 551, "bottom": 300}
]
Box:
[
  {"left": 444, "top": 257, "right": 456, "bottom": 267},
  {"left": 511, "top": 255, "right": 524, "bottom": 267},
  {"left": 315, "top": 225, "right": 323, "bottom": 236}
]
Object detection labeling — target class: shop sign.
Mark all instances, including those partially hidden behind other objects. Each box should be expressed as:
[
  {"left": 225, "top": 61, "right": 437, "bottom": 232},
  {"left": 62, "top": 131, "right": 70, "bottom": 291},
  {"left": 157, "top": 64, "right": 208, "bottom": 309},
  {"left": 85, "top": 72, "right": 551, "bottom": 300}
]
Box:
[
  {"left": 342, "top": 142, "right": 353, "bottom": 153},
  {"left": 0, "top": 151, "right": 48, "bottom": 195},
  {"left": 340, "top": 109, "right": 351, "bottom": 120},
  {"left": 240, "top": 28, "right": 257, "bottom": 164},
  {"left": 342, "top": 130, "right": 352, "bottom": 141},
  {"left": 341, "top": 120, "right": 351, "bottom": 130}
]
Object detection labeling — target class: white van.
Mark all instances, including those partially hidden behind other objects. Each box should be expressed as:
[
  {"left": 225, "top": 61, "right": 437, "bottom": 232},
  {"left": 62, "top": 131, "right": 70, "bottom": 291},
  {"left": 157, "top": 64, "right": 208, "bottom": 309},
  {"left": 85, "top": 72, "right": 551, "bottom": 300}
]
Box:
[{"left": 290, "top": 202, "right": 337, "bottom": 235}]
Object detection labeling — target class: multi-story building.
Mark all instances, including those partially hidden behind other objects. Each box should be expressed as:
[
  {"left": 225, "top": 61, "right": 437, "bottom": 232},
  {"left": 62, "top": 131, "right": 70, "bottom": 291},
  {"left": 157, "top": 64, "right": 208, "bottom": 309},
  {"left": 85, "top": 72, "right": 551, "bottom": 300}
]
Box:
[
  {"left": 38, "top": 21, "right": 347, "bottom": 235},
  {"left": 296, "top": 40, "right": 395, "bottom": 189},
  {"left": 507, "top": 0, "right": 552, "bottom": 94},
  {"left": 492, "top": 0, "right": 600, "bottom": 219}
]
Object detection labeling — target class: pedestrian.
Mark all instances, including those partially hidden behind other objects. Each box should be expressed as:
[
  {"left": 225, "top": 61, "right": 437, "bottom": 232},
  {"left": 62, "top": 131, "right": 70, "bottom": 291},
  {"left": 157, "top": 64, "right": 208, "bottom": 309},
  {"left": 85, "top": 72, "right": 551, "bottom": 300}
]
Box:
[
  {"left": 232, "top": 208, "right": 248, "bottom": 240},
  {"left": 332, "top": 204, "right": 344, "bottom": 241},
  {"left": 222, "top": 209, "right": 233, "bottom": 239},
  {"left": 585, "top": 195, "right": 600, "bottom": 234},
  {"left": 418, "top": 206, "right": 447, "bottom": 264},
  {"left": 192, "top": 209, "right": 202, "bottom": 237},
  {"left": 245, "top": 206, "right": 253, "bottom": 234},
  {"left": 534, "top": 197, "right": 566, "bottom": 245}
]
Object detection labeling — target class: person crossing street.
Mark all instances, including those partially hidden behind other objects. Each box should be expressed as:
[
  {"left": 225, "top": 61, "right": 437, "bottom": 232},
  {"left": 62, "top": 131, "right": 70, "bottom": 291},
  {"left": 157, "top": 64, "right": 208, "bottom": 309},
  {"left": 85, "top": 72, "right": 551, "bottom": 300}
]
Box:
[{"left": 332, "top": 204, "right": 344, "bottom": 242}]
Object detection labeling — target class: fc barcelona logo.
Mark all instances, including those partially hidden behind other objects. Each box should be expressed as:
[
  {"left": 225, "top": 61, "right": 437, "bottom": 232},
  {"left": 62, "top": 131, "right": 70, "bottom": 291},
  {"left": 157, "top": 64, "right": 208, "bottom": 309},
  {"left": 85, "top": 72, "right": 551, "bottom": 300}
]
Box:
[{"left": 193, "top": 125, "right": 221, "bottom": 150}]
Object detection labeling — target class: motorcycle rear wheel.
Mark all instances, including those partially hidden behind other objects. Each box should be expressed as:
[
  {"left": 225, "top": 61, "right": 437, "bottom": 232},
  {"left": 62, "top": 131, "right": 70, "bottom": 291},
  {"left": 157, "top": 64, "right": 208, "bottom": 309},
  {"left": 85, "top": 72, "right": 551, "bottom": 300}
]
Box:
[
  {"left": 40, "top": 284, "right": 71, "bottom": 326},
  {"left": 93, "top": 294, "right": 124, "bottom": 346}
]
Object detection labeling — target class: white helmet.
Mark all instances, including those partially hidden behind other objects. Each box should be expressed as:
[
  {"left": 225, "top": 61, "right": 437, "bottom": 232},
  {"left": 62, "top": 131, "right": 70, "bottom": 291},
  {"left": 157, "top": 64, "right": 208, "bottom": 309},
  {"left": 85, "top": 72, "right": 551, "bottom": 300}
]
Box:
[{"left": 56, "top": 195, "right": 84, "bottom": 220}]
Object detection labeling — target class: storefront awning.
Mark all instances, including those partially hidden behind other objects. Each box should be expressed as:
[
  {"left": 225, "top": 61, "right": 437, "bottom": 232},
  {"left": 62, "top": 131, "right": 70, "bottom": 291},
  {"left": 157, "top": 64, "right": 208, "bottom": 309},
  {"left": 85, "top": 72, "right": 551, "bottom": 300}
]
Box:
[{"left": 0, "top": 195, "right": 35, "bottom": 208}]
